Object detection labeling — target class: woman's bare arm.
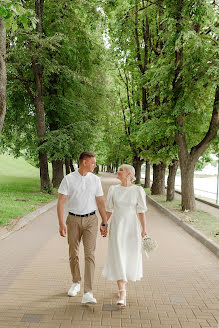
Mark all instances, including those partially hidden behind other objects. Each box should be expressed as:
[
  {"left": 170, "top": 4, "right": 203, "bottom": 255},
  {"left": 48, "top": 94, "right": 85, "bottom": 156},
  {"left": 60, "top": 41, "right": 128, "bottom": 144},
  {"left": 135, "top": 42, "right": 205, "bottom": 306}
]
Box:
[
  {"left": 106, "top": 211, "right": 112, "bottom": 221},
  {"left": 138, "top": 212, "right": 147, "bottom": 238}
]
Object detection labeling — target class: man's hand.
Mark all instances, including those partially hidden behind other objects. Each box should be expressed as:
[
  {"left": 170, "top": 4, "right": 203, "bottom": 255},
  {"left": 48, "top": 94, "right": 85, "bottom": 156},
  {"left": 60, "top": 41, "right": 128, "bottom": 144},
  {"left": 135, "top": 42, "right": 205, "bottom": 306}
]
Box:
[
  {"left": 100, "top": 224, "right": 107, "bottom": 237},
  {"left": 96, "top": 196, "right": 108, "bottom": 236},
  {"left": 59, "top": 224, "right": 67, "bottom": 237},
  {"left": 57, "top": 193, "right": 66, "bottom": 237}
]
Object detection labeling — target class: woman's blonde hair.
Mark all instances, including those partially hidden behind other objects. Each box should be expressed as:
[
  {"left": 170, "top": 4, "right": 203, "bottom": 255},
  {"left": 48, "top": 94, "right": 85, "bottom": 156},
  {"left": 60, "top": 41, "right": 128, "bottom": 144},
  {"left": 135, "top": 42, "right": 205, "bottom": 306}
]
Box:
[{"left": 122, "top": 164, "right": 136, "bottom": 182}]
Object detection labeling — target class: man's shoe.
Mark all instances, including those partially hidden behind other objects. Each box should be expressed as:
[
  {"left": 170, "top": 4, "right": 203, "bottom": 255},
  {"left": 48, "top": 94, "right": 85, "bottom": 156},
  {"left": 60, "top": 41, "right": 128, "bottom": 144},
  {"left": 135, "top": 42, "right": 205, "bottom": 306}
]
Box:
[
  {"left": 81, "top": 292, "right": 97, "bottom": 304},
  {"left": 68, "top": 283, "right": 80, "bottom": 296}
]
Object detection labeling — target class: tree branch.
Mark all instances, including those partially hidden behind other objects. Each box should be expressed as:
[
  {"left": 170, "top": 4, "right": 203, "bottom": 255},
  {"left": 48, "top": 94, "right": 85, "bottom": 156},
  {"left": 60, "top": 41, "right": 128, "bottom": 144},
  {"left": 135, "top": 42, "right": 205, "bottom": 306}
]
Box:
[
  {"left": 174, "top": 115, "right": 190, "bottom": 160},
  {"left": 190, "top": 85, "right": 219, "bottom": 161},
  {"left": 8, "top": 54, "right": 35, "bottom": 103},
  {"left": 134, "top": 5, "right": 144, "bottom": 74},
  {"left": 119, "top": 89, "right": 129, "bottom": 137},
  {"left": 123, "top": 69, "right": 132, "bottom": 127}
]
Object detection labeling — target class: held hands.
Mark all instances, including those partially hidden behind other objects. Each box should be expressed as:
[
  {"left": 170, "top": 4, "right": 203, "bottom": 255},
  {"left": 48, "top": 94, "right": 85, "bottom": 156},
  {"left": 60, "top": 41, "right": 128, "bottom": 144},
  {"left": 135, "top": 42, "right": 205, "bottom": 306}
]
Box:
[
  {"left": 100, "top": 223, "right": 108, "bottom": 237},
  {"left": 59, "top": 224, "right": 67, "bottom": 237}
]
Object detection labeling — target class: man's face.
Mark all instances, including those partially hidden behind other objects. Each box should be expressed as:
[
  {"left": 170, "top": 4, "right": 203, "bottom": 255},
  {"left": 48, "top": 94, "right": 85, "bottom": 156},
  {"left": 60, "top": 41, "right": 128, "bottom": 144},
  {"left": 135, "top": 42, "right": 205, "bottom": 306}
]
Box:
[{"left": 84, "top": 157, "right": 96, "bottom": 172}]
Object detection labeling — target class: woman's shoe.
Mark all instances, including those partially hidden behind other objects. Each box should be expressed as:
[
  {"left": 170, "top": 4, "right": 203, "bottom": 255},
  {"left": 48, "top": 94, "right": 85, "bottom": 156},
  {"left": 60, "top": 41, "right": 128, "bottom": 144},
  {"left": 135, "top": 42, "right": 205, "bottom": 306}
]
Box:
[{"left": 116, "top": 289, "right": 126, "bottom": 307}]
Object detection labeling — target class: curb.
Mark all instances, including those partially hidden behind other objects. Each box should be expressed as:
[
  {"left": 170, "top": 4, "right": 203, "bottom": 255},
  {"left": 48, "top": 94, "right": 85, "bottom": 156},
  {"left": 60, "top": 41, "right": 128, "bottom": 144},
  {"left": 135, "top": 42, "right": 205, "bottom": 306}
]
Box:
[
  {"left": 146, "top": 194, "right": 219, "bottom": 258},
  {"left": 0, "top": 199, "right": 57, "bottom": 241}
]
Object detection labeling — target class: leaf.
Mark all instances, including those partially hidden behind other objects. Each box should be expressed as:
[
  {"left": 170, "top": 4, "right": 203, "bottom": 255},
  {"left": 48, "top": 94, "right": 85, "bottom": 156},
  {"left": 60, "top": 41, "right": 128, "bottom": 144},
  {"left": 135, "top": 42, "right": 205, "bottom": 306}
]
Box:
[
  {"left": 11, "top": 19, "right": 17, "bottom": 32},
  {"left": 20, "top": 14, "right": 28, "bottom": 29},
  {"left": 31, "top": 18, "right": 37, "bottom": 29},
  {"left": 0, "top": 8, "right": 8, "bottom": 17},
  {"left": 4, "top": 15, "right": 13, "bottom": 30}
]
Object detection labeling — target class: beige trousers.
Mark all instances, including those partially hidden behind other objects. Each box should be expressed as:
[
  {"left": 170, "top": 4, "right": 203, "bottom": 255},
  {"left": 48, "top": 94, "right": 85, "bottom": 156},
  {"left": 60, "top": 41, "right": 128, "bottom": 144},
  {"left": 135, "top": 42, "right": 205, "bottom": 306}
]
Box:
[{"left": 66, "top": 213, "right": 98, "bottom": 293}]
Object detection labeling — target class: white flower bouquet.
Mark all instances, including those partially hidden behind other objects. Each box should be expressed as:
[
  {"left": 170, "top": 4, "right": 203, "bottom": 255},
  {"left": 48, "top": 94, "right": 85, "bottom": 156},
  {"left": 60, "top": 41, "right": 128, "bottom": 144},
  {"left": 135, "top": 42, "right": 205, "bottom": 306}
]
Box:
[{"left": 142, "top": 236, "right": 158, "bottom": 258}]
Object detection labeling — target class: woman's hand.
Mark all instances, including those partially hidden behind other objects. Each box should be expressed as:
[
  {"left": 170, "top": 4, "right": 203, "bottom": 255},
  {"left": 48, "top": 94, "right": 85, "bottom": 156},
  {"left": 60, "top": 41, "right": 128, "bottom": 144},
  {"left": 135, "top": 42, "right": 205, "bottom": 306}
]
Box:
[{"left": 141, "top": 231, "right": 147, "bottom": 238}]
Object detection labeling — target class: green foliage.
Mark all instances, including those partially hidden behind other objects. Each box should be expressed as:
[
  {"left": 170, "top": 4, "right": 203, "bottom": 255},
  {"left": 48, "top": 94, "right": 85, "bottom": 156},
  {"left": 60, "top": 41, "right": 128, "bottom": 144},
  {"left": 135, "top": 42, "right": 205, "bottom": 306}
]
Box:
[
  {"left": 2, "top": 0, "right": 218, "bottom": 173},
  {"left": 97, "top": 0, "right": 218, "bottom": 171},
  {"left": 196, "top": 148, "right": 218, "bottom": 171},
  {"left": 3, "top": 0, "right": 109, "bottom": 166},
  {"left": 0, "top": 0, "right": 37, "bottom": 30}
]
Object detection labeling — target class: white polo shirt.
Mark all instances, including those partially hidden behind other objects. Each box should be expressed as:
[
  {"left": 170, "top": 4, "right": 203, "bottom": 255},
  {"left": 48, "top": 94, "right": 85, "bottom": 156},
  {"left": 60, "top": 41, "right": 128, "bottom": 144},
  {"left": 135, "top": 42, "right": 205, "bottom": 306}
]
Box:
[{"left": 58, "top": 169, "right": 104, "bottom": 215}]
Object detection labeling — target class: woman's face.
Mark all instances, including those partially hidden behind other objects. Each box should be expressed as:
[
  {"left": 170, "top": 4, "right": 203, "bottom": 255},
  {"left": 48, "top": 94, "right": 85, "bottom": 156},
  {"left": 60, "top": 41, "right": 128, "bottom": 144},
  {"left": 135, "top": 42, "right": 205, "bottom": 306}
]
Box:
[{"left": 117, "top": 165, "right": 130, "bottom": 181}]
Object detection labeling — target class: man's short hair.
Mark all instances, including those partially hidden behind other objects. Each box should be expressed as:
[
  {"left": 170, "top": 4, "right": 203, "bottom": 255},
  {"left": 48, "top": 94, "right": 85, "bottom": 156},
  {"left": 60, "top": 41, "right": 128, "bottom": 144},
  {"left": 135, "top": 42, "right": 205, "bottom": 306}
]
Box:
[{"left": 79, "top": 151, "right": 96, "bottom": 163}]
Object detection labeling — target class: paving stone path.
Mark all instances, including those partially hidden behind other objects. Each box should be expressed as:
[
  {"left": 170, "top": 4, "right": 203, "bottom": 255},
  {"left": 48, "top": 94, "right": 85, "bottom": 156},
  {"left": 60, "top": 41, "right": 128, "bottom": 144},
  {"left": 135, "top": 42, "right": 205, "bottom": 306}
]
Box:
[{"left": 0, "top": 173, "right": 218, "bottom": 328}]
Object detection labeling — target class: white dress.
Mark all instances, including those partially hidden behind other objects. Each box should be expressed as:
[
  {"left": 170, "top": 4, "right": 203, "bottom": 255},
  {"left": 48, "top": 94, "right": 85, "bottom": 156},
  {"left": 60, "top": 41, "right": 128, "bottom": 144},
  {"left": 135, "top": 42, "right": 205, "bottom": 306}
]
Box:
[{"left": 102, "top": 184, "right": 148, "bottom": 282}]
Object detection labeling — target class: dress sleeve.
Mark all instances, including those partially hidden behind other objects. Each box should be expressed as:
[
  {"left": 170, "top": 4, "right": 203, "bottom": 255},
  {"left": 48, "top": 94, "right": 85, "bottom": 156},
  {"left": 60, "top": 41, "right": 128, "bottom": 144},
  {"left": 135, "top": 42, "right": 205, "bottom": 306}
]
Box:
[
  {"left": 106, "top": 185, "right": 114, "bottom": 212},
  {"left": 136, "top": 186, "right": 148, "bottom": 213}
]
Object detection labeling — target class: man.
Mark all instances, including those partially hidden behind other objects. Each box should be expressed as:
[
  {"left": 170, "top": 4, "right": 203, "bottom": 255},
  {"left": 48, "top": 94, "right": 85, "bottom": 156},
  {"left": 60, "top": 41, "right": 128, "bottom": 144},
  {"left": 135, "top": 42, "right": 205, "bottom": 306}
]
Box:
[{"left": 57, "top": 151, "right": 108, "bottom": 304}]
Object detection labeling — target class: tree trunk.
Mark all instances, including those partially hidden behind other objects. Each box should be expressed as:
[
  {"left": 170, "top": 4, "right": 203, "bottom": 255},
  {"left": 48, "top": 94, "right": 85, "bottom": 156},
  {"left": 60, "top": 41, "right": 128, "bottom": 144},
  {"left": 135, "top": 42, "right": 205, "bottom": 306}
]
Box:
[
  {"left": 94, "top": 165, "right": 99, "bottom": 174},
  {"left": 32, "top": 0, "right": 50, "bottom": 191},
  {"left": 166, "top": 159, "right": 179, "bottom": 201},
  {"left": 133, "top": 155, "right": 142, "bottom": 184},
  {"left": 144, "top": 161, "right": 150, "bottom": 188},
  {"left": 69, "top": 159, "right": 75, "bottom": 172},
  {"left": 34, "top": 95, "right": 50, "bottom": 191},
  {"left": 115, "top": 160, "right": 119, "bottom": 172},
  {"left": 180, "top": 161, "right": 196, "bottom": 211},
  {"left": 151, "top": 162, "right": 166, "bottom": 195},
  {"left": 52, "top": 159, "right": 64, "bottom": 188},
  {"left": 65, "top": 159, "right": 70, "bottom": 175},
  {"left": 0, "top": 17, "right": 6, "bottom": 133}
]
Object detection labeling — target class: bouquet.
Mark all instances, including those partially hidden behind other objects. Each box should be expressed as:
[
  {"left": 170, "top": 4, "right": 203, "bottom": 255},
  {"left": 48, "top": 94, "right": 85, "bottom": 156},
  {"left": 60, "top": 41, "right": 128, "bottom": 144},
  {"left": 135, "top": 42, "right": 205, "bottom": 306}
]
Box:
[{"left": 142, "top": 236, "right": 158, "bottom": 258}]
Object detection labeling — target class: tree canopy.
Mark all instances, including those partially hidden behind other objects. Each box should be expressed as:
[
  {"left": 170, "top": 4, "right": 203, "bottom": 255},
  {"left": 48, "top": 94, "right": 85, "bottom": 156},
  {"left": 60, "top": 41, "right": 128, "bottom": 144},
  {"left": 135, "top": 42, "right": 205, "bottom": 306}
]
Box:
[{"left": 1, "top": 0, "right": 218, "bottom": 209}]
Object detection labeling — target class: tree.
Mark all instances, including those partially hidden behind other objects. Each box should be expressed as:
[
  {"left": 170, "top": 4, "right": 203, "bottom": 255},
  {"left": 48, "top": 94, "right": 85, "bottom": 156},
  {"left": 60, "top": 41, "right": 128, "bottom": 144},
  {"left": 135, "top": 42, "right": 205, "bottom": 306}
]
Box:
[
  {"left": 102, "top": 0, "right": 218, "bottom": 210},
  {"left": 0, "top": 16, "right": 6, "bottom": 134},
  {"left": 0, "top": 0, "right": 36, "bottom": 133},
  {"left": 94, "top": 66, "right": 132, "bottom": 171},
  {"left": 166, "top": 0, "right": 219, "bottom": 210},
  {"left": 31, "top": 0, "right": 51, "bottom": 191},
  {"left": 3, "top": 0, "right": 108, "bottom": 189}
]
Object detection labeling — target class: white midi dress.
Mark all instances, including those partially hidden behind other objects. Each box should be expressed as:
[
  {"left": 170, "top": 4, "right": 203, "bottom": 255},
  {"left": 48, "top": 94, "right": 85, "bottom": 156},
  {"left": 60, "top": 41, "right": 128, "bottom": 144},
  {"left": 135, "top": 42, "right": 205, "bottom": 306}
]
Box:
[{"left": 102, "top": 184, "right": 148, "bottom": 282}]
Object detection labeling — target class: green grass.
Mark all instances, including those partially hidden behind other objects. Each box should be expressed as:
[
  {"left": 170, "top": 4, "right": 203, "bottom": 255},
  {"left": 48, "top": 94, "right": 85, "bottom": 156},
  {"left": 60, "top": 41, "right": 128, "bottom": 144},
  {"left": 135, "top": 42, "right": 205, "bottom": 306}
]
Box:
[
  {"left": 144, "top": 190, "right": 219, "bottom": 245},
  {"left": 0, "top": 154, "right": 57, "bottom": 226}
]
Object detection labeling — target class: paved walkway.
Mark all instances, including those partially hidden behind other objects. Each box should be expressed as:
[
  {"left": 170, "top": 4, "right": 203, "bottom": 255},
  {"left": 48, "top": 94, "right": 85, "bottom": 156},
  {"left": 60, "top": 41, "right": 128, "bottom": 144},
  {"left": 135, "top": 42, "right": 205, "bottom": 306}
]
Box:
[{"left": 0, "top": 173, "right": 219, "bottom": 328}]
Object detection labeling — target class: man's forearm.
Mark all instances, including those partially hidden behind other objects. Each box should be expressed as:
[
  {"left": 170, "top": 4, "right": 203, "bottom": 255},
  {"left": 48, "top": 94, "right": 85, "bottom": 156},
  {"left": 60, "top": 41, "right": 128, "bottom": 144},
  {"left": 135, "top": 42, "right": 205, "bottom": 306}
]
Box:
[
  {"left": 99, "top": 206, "right": 108, "bottom": 224},
  {"left": 57, "top": 200, "right": 65, "bottom": 226},
  {"left": 97, "top": 202, "right": 108, "bottom": 224}
]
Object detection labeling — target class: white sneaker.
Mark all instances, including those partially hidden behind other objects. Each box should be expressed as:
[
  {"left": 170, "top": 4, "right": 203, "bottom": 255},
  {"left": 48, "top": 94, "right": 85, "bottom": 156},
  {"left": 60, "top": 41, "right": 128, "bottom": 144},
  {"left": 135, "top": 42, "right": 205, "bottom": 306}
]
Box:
[
  {"left": 68, "top": 283, "right": 80, "bottom": 296},
  {"left": 81, "top": 292, "right": 97, "bottom": 304}
]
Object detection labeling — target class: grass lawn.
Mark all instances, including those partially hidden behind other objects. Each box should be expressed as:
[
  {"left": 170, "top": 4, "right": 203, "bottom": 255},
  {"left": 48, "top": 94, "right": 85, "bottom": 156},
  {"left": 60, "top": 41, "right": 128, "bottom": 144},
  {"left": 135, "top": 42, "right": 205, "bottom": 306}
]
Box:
[
  {"left": 144, "top": 189, "right": 219, "bottom": 245},
  {"left": 0, "top": 154, "right": 57, "bottom": 226}
]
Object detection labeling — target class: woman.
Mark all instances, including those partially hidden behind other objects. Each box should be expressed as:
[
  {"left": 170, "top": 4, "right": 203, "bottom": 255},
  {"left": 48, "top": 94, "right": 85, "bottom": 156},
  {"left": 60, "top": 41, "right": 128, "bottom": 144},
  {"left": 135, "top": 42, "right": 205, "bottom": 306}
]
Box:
[{"left": 102, "top": 164, "right": 148, "bottom": 307}]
